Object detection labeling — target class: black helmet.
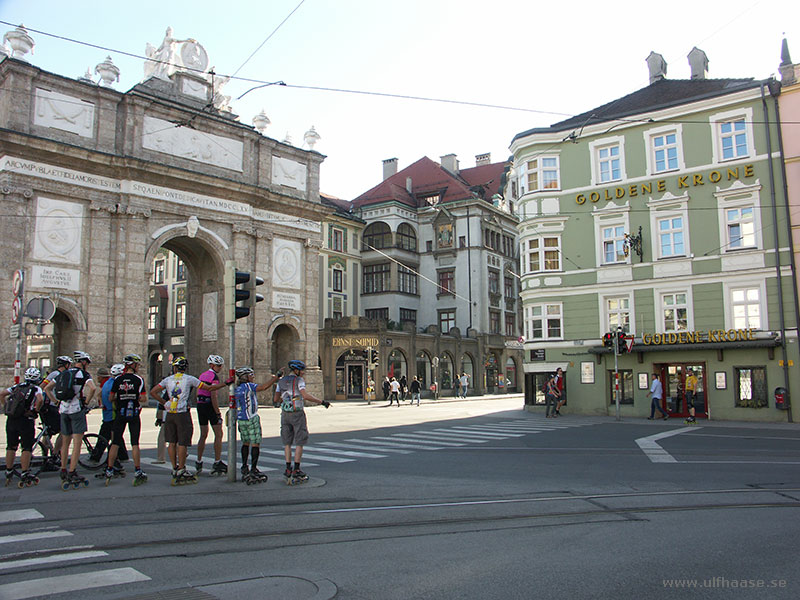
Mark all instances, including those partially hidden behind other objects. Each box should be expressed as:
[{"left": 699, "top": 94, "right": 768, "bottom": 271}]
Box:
[
  {"left": 172, "top": 356, "right": 188, "bottom": 372},
  {"left": 123, "top": 353, "right": 142, "bottom": 365}
]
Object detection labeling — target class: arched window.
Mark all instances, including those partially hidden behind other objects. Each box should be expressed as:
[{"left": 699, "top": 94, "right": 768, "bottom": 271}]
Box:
[
  {"left": 396, "top": 223, "right": 417, "bottom": 251},
  {"left": 363, "top": 222, "right": 392, "bottom": 250}
]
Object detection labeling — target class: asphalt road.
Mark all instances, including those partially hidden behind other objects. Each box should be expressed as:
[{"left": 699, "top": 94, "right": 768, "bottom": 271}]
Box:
[{"left": 1, "top": 398, "right": 799, "bottom": 600}]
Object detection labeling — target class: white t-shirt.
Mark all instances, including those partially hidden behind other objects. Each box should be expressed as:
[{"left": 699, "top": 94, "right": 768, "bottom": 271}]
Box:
[
  {"left": 390, "top": 380, "right": 400, "bottom": 393},
  {"left": 159, "top": 373, "right": 202, "bottom": 414}
]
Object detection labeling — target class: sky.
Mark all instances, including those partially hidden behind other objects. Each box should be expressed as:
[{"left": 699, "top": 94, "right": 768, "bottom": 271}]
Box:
[{"left": 0, "top": 0, "right": 796, "bottom": 200}]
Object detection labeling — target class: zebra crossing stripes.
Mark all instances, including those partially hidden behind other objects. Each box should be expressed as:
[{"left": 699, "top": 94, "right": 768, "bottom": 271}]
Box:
[
  {"left": 303, "top": 446, "right": 387, "bottom": 459},
  {"left": 0, "top": 509, "right": 44, "bottom": 523},
  {"left": 446, "top": 427, "right": 525, "bottom": 438},
  {"left": 368, "top": 437, "right": 445, "bottom": 451},
  {"left": 259, "top": 449, "right": 354, "bottom": 463},
  {"left": 333, "top": 440, "right": 413, "bottom": 454},
  {"left": 0, "top": 549, "right": 109, "bottom": 572},
  {"left": 387, "top": 434, "right": 467, "bottom": 447},
  {"left": 352, "top": 439, "right": 420, "bottom": 452},
  {"left": 0, "top": 567, "right": 150, "bottom": 600}
]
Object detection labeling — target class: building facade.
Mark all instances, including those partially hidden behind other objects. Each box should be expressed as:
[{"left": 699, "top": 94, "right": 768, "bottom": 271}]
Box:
[
  {"left": 0, "top": 28, "right": 328, "bottom": 394},
  {"left": 511, "top": 49, "right": 799, "bottom": 422},
  {"left": 319, "top": 154, "right": 523, "bottom": 401}
]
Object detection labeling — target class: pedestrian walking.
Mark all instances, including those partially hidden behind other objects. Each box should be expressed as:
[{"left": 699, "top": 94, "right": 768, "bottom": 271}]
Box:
[
  {"left": 399, "top": 375, "right": 408, "bottom": 402},
  {"left": 458, "top": 372, "right": 470, "bottom": 398},
  {"left": 1, "top": 367, "right": 44, "bottom": 487},
  {"left": 195, "top": 355, "right": 227, "bottom": 476},
  {"left": 410, "top": 375, "right": 421, "bottom": 406},
  {"left": 389, "top": 377, "right": 401, "bottom": 407},
  {"left": 647, "top": 373, "right": 669, "bottom": 420},
  {"left": 544, "top": 373, "right": 560, "bottom": 418},
  {"left": 684, "top": 368, "right": 698, "bottom": 424},
  {"left": 273, "top": 360, "right": 330, "bottom": 484},
  {"left": 104, "top": 354, "right": 148, "bottom": 486},
  {"left": 554, "top": 367, "right": 566, "bottom": 416},
  {"left": 234, "top": 366, "right": 282, "bottom": 483},
  {"left": 382, "top": 377, "right": 390, "bottom": 403}
]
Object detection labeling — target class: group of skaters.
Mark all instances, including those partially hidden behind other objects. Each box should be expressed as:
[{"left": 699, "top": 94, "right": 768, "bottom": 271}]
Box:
[{"left": 2, "top": 350, "right": 330, "bottom": 488}]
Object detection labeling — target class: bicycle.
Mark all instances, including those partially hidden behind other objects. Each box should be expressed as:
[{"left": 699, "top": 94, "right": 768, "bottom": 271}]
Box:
[{"left": 25, "top": 419, "right": 109, "bottom": 472}]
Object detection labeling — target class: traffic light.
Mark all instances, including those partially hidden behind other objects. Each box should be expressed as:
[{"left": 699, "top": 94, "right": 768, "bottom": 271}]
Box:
[
  {"left": 371, "top": 348, "right": 379, "bottom": 367},
  {"left": 602, "top": 332, "right": 615, "bottom": 348},
  {"left": 617, "top": 330, "right": 628, "bottom": 354},
  {"left": 224, "top": 262, "right": 265, "bottom": 322}
]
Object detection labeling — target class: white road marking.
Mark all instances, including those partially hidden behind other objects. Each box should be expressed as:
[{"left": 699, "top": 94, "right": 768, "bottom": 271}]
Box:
[
  {"left": 303, "top": 446, "right": 387, "bottom": 459},
  {"left": 635, "top": 427, "right": 698, "bottom": 463},
  {"left": 0, "top": 509, "right": 44, "bottom": 524},
  {"left": 447, "top": 427, "right": 522, "bottom": 438},
  {"left": 346, "top": 439, "right": 413, "bottom": 453},
  {"left": 368, "top": 437, "right": 445, "bottom": 450},
  {"left": 0, "top": 549, "right": 108, "bottom": 571},
  {"left": 259, "top": 449, "right": 353, "bottom": 463},
  {"left": 390, "top": 435, "right": 466, "bottom": 446},
  {"left": 332, "top": 441, "right": 412, "bottom": 454},
  {"left": 0, "top": 567, "right": 150, "bottom": 600},
  {"left": 0, "top": 530, "right": 72, "bottom": 545}
]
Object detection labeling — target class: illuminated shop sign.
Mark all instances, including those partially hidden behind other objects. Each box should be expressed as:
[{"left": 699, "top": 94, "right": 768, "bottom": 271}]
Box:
[
  {"left": 332, "top": 336, "right": 380, "bottom": 348},
  {"left": 641, "top": 328, "right": 757, "bottom": 345}
]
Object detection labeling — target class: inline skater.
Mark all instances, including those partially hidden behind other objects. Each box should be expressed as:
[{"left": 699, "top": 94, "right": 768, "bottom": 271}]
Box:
[
  {"left": 40, "top": 356, "right": 71, "bottom": 467},
  {"left": 105, "top": 354, "right": 148, "bottom": 486},
  {"left": 91, "top": 364, "right": 127, "bottom": 471},
  {"left": 149, "top": 356, "right": 230, "bottom": 485},
  {"left": 196, "top": 355, "right": 227, "bottom": 476},
  {"left": 234, "top": 366, "right": 282, "bottom": 484},
  {"left": 1, "top": 368, "right": 44, "bottom": 487},
  {"left": 273, "top": 360, "right": 330, "bottom": 485}
]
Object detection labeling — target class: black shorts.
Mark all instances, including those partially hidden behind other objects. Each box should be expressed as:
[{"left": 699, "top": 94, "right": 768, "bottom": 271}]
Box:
[
  {"left": 196, "top": 402, "right": 222, "bottom": 427},
  {"left": 6, "top": 417, "right": 35, "bottom": 452},
  {"left": 42, "top": 404, "right": 61, "bottom": 434},
  {"left": 111, "top": 415, "right": 141, "bottom": 447}
]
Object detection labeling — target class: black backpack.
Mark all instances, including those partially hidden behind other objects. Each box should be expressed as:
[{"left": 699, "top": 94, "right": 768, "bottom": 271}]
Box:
[
  {"left": 54, "top": 368, "right": 78, "bottom": 402},
  {"left": 5, "top": 383, "right": 33, "bottom": 418}
]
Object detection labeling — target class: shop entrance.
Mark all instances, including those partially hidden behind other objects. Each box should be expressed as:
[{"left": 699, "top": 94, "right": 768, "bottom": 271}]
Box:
[
  {"left": 654, "top": 362, "right": 707, "bottom": 418},
  {"left": 347, "top": 364, "right": 364, "bottom": 398}
]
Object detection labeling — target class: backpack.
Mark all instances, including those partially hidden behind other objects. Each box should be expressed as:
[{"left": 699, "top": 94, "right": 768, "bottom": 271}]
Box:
[
  {"left": 5, "top": 383, "right": 33, "bottom": 418},
  {"left": 54, "top": 368, "right": 78, "bottom": 402},
  {"left": 542, "top": 378, "right": 550, "bottom": 394}
]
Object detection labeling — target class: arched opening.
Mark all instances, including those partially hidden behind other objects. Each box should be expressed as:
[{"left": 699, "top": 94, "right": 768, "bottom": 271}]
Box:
[
  {"left": 334, "top": 348, "right": 368, "bottom": 400},
  {"left": 51, "top": 308, "right": 78, "bottom": 361},
  {"left": 271, "top": 323, "right": 299, "bottom": 374},
  {"left": 484, "top": 352, "right": 499, "bottom": 393},
  {"left": 439, "top": 352, "right": 454, "bottom": 393},
  {"left": 505, "top": 357, "right": 518, "bottom": 392},
  {"left": 416, "top": 350, "right": 432, "bottom": 390},
  {"left": 362, "top": 222, "right": 392, "bottom": 250},
  {"left": 387, "top": 348, "right": 408, "bottom": 381},
  {"left": 396, "top": 222, "right": 417, "bottom": 251}
]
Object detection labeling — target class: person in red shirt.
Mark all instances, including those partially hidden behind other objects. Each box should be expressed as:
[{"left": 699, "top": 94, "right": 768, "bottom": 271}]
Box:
[{"left": 554, "top": 368, "right": 566, "bottom": 416}]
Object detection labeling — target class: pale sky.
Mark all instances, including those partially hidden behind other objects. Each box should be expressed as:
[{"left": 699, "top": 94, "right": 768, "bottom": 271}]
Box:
[{"left": 0, "top": 0, "right": 796, "bottom": 200}]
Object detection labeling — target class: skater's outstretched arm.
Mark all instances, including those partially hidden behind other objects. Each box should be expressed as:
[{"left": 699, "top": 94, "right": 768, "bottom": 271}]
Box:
[
  {"left": 256, "top": 369, "right": 283, "bottom": 393},
  {"left": 299, "top": 387, "right": 330, "bottom": 408}
]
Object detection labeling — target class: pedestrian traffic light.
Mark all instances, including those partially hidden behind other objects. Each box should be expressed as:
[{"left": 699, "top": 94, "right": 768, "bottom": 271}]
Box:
[
  {"left": 617, "top": 330, "right": 628, "bottom": 354},
  {"left": 371, "top": 348, "right": 379, "bottom": 366},
  {"left": 224, "top": 262, "right": 263, "bottom": 322},
  {"left": 602, "top": 332, "right": 615, "bottom": 348}
]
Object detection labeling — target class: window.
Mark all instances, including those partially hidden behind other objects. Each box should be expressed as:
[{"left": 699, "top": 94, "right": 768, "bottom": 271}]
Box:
[
  {"left": 504, "top": 276, "right": 513, "bottom": 299},
  {"left": 175, "top": 303, "right": 186, "bottom": 328},
  {"left": 439, "top": 310, "right": 456, "bottom": 333},
  {"left": 154, "top": 259, "right": 165, "bottom": 284},
  {"left": 524, "top": 156, "right": 560, "bottom": 192},
  {"left": 331, "top": 228, "right": 344, "bottom": 252},
  {"left": 658, "top": 216, "right": 685, "bottom": 257},
  {"left": 362, "top": 222, "right": 392, "bottom": 250},
  {"left": 606, "top": 297, "right": 631, "bottom": 333},
  {"left": 710, "top": 109, "right": 754, "bottom": 163},
  {"left": 602, "top": 226, "right": 626, "bottom": 263},
  {"left": 398, "top": 264, "right": 418, "bottom": 295},
  {"left": 726, "top": 207, "right": 755, "bottom": 249},
  {"left": 363, "top": 263, "right": 390, "bottom": 293},
  {"left": 396, "top": 223, "right": 417, "bottom": 251},
  {"left": 332, "top": 296, "right": 343, "bottom": 320},
  {"left": 438, "top": 269, "right": 454, "bottom": 296},
  {"left": 365, "top": 308, "right": 389, "bottom": 321},
  {"left": 597, "top": 144, "right": 621, "bottom": 183},
  {"left": 652, "top": 132, "right": 679, "bottom": 172},
  {"left": 175, "top": 258, "right": 186, "bottom": 282},
  {"left": 505, "top": 314, "right": 516, "bottom": 337},
  {"left": 662, "top": 293, "right": 688, "bottom": 332},
  {"left": 734, "top": 367, "right": 767, "bottom": 408},
  {"left": 731, "top": 287, "right": 761, "bottom": 329},
  {"left": 525, "top": 236, "right": 561, "bottom": 273},
  {"left": 525, "top": 303, "right": 562, "bottom": 340},
  {"left": 148, "top": 306, "right": 159, "bottom": 330},
  {"left": 720, "top": 119, "right": 748, "bottom": 160},
  {"left": 490, "top": 311, "right": 501, "bottom": 334},
  {"left": 608, "top": 370, "right": 634, "bottom": 405},
  {"left": 332, "top": 268, "right": 343, "bottom": 293},
  {"left": 488, "top": 269, "right": 500, "bottom": 294},
  {"left": 399, "top": 308, "right": 416, "bottom": 325}
]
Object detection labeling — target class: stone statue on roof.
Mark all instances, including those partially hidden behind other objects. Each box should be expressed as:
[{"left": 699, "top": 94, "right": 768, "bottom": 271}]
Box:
[{"left": 146, "top": 26, "right": 190, "bottom": 80}]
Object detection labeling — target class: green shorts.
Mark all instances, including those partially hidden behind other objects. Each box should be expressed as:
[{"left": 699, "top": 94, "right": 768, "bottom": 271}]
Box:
[{"left": 237, "top": 414, "right": 262, "bottom": 445}]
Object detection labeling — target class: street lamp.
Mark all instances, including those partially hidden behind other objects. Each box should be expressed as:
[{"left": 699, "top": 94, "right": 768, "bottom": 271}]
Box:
[{"left": 236, "top": 80, "right": 286, "bottom": 100}]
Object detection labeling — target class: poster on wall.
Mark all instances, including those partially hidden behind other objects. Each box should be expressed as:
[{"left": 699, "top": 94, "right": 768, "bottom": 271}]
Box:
[{"left": 580, "top": 361, "right": 594, "bottom": 384}]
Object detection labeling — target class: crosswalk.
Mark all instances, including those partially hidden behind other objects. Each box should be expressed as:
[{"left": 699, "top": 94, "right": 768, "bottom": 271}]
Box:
[
  {"left": 0, "top": 508, "right": 150, "bottom": 600},
  {"left": 252, "top": 416, "right": 603, "bottom": 472}
]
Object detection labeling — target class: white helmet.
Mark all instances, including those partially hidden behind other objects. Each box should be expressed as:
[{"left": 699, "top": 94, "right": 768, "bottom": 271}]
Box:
[
  {"left": 207, "top": 355, "right": 224, "bottom": 366},
  {"left": 73, "top": 350, "right": 91, "bottom": 363},
  {"left": 24, "top": 367, "right": 41, "bottom": 382},
  {"left": 110, "top": 364, "right": 125, "bottom": 377}
]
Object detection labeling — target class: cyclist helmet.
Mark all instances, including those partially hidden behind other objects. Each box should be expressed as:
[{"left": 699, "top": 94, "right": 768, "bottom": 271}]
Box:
[
  {"left": 73, "top": 350, "right": 91, "bottom": 363},
  {"left": 207, "top": 355, "right": 224, "bottom": 366},
  {"left": 172, "top": 356, "right": 188, "bottom": 372},
  {"left": 24, "top": 367, "right": 41, "bottom": 382},
  {"left": 288, "top": 359, "right": 306, "bottom": 372},
  {"left": 110, "top": 363, "right": 125, "bottom": 377},
  {"left": 235, "top": 366, "right": 254, "bottom": 379},
  {"left": 56, "top": 355, "right": 72, "bottom": 367},
  {"left": 123, "top": 353, "right": 142, "bottom": 365}
]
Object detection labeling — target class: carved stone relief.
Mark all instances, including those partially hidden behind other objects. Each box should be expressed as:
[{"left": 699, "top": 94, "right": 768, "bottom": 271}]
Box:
[
  {"left": 202, "top": 292, "right": 218, "bottom": 341},
  {"left": 33, "top": 197, "right": 83, "bottom": 264},
  {"left": 272, "top": 238, "right": 302, "bottom": 290},
  {"left": 271, "top": 156, "right": 307, "bottom": 191},
  {"left": 34, "top": 88, "right": 95, "bottom": 138},
  {"left": 142, "top": 116, "right": 243, "bottom": 172}
]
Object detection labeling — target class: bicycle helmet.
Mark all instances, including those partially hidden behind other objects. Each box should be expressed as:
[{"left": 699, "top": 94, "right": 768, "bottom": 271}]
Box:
[
  {"left": 288, "top": 359, "right": 306, "bottom": 372},
  {"left": 24, "top": 367, "right": 41, "bottom": 382},
  {"left": 73, "top": 350, "right": 91, "bottom": 363},
  {"left": 110, "top": 363, "right": 125, "bottom": 377},
  {"left": 235, "top": 366, "right": 254, "bottom": 379},
  {"left": 123, "top": 353, "right": 142, "bottom": 365},
  {"left": 56, "top": 355, "right": 72, "bottom": 367},
  {"left": 172, "top": 356, "right": 188, "bottom": 372},
  {"left": 207, "top": 355, "right": 224, "bottom": 366}
]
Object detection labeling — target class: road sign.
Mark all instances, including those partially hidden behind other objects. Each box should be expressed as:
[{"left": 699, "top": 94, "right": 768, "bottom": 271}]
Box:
[
  {"left": 11, "top": 296, "right": 22, "bottom": 324},
  {"left": 12, "top": 269, "right": 23, "bottom": 297},
  {"left": 9, "top": 323, "right": 20, "bottom": 339},
  {"left": 25, "top": 296, "right": 56, "bottom": 321},
  {"left": 625, "top": 336, "right": 634, "bottom": 353}
]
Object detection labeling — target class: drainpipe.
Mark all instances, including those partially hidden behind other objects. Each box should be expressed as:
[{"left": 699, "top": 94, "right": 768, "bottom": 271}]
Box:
[
  {"left": 760, "top": 80, "right": 793, "bottom": 422},
  {"left": 466, "top": 204, "right": 473, "bottom": 331},
  {"left": 771, "top": 82, "right": 800, "bottom": 422}
]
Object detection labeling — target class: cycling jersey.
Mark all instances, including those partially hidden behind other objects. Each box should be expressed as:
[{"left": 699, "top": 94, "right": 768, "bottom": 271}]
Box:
[
  {"left": 197, "top": 369, "right": 218, "bottom": 404},
  {"left": 235, "top": 382, "right": 259, "bottom": 421},
  {"left": 276, "top": 374, "right": 305, "bottom": 412},
  {"left": 158, "top": 373, "right": 202, "bottom": 413},
  {"left": 111, "top": 372, "right": 146, "bottom": 418}
]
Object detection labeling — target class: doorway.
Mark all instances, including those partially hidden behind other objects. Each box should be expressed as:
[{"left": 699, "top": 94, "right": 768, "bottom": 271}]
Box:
[
  {"left": 347, "top": 364, "right": 364, "bottom": 398},
  {"left": 655, "top": 362, "right": 707, "bottom": 418}
]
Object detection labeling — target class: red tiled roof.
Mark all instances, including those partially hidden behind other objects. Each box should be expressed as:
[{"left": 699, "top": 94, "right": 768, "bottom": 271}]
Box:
[{"left": 352, "top": 156, "right": 508, "bottom": 209}]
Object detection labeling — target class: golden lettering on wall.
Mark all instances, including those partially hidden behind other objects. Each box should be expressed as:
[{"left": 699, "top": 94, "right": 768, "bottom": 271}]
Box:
[
  {"left": 575, "top": 164, "right": 755, "bottom": 205},
  {"left": 332, "top": 336, "right": 380, "bottom": 348},
  {"left": 640, "top": 328, "right": 757, "bottom": 345}
]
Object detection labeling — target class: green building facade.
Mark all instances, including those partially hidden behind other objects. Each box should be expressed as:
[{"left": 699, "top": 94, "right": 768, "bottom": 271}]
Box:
[{"left": 511, "top": 64, "right": 799, "bottom": 423}]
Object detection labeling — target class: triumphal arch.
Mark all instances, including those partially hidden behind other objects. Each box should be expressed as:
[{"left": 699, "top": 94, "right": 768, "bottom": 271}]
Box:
[{"left": 0, "top": 31, "right": 328, "bottom": 392}]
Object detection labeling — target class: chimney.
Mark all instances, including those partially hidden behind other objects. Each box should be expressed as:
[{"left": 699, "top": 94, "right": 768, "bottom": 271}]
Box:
[
  {"left": 475, "top": 152, "right": 491, "bottom": 166},
  {"left": 688, "top": 47, "right": 708, "bottom": 80},
  {"left": 406, "top": 177, "right": 413, "bottom": 193},
  {"left": 440, "top": 153, "right": 459, "bottom": 174},
  {"left": 382, "top": 157, "right": 398, "bottom": 181},
  {"left": 646, "top": 51, "right": 667, "bottom": 84}
]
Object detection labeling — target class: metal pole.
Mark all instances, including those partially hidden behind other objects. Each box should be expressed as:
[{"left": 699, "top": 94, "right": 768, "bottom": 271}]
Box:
[
  {"left": 227, "top": 323, "right": 236, "bottom": 482},
  {"left": 614, "top": 327, "right": 620, "bottom": 422}
]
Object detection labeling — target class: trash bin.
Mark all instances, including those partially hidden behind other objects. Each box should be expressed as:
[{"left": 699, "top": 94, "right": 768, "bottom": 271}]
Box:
[{"left": 774, "top": 387, "right": 788, "bottom": 410}]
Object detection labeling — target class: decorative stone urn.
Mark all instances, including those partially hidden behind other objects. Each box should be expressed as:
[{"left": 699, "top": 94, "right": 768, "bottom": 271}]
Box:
[
  {"left": 3, "top": 25, "right": 34, "bottom": 61},
  {"left": 95, "top": 56, "right": 120, "bottom": 87},
  {"left": 304, "top": 126, "right": 320, "bottom": 150},
  {"left": 252, "top": 110, "right": 271, "bottom": 134}
]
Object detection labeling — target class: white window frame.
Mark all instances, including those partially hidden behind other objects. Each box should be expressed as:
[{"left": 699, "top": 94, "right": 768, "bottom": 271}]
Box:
[
  {"left": 593, "top": 205, "right": 630, "bottom": 267},
  {"left": 644, "top": 124, "right": 684, "bottom": 175},
  {"left": 715, "top": 181, "right": 762, "bottom": 253},
  {"left": 524, "top": 302, "right": 563, "bottom": 341},
  {"left": 647, "top": 192, "right": 690, "bottom": 260},
  {"left": 656, "top": 289, "right": 693, "bottom": 333},
  {"left": 523, "top": 235, "right": 562, "bottom": 274},
  {"left": 709, "top": 107, "right": 755, "bottom": 164},
  {"left": 589, "top": 136, "right": 626, "bottom": 185},
  {"left": 723, "top": 279, "right": 767, "bottom": 330},
  {"left": 600, "top": 293, "right": 634, "bottom": 335}
]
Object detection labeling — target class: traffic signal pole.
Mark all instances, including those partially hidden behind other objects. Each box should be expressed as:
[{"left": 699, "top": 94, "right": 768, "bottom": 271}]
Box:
[
  {"left": 227, "top": 321, "right": 236, "bottom": 482},
  {"left": 614, "top": 326, "right": 621, "bottom": 422}
]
